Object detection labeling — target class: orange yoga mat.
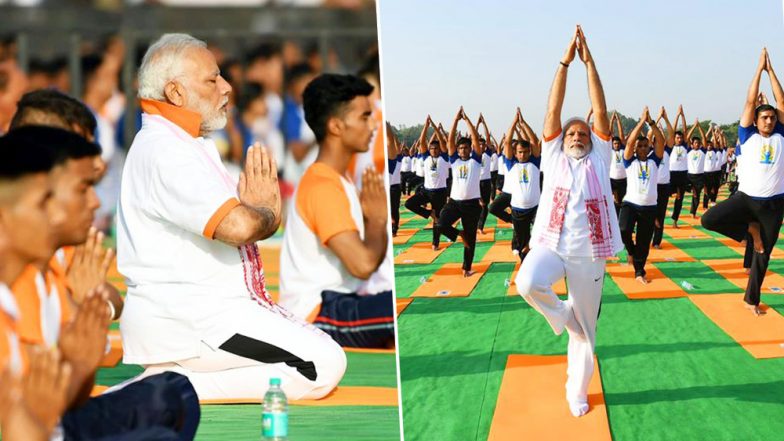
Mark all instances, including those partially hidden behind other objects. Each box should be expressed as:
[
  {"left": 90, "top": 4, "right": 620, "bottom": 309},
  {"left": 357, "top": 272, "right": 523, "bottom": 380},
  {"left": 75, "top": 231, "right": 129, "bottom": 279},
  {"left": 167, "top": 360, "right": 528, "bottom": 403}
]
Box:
[
  {"left": 702, "top": 259, "right": 784, "bottom": 295},
  {"left": 393, "top": 228, "right": 418, "bottom": 245},
  {"left": 394, "top": 242, "right": 448, "bottom": 265},
  {"left": 647, "top": 239, "right": 696, "bottom": 262},
  {"left": 199, "top": 386, "right": 398, "bottom": 406},
  {"left": 410, "top": 262, "right": 489, "bottom": 298},
  {"left": 507, "top": 262, "right": 567, "bottom": 296},
  {"left": 672, "top": 215, "right": 702, "bottom": 226},
  {"left": 99, "top": 330, "right": 123, "bottom": 368},
  {"left": 399, "top": 216, "right": 433, "bottom": 229},
  {"left": 689, "top": 294, "right": 784, "bottom": 359},
  {"left": 396, "top": 298, "right": 413, "bottom": 316},
  {"left": 258, "top": 245, "right": 281, "bottom": 273},
  {"left": 606, "top": 264, "right": 687, "bottom": 299},
  {"left": 496, "top": 219, "right": 513, "bottom": 229},
  {"left": 481, "top": 240, "right": 519, "bottom": 263},
  {"left": 488, "top": 355, "right": 611, "bottom": 441},
  {"left": 715, "top": 238, "right": 784, "bottom": 260},
  {"left": 664, "top": 224, "right": 710, "bottom": 240}
]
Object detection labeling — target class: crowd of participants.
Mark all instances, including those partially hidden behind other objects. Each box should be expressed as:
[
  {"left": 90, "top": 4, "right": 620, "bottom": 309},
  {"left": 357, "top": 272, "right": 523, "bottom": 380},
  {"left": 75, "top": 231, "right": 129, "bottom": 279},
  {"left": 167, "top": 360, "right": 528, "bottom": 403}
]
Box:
[
  {"left": 388, "top": 105, "right": 741, "bottom": 282},
  {"left": 0, "top": 30, "right": 394, "bottom": 440},
  {"left": 1, "top": 33, "right": 378, "bottom": 229},
  {"left": 386, "top": 25, "right": 784, "bottom": 417}
]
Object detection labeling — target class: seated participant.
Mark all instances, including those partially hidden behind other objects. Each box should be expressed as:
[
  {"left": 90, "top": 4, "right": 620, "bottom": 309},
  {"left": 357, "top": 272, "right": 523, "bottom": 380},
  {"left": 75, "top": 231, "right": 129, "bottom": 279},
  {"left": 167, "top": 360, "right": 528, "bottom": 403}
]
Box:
[
  {"left": 117, "top": 33, "right": 346, "bottom": 401},
  {"left": 279, "top": 74, "right": 394, "bottom": 349}
]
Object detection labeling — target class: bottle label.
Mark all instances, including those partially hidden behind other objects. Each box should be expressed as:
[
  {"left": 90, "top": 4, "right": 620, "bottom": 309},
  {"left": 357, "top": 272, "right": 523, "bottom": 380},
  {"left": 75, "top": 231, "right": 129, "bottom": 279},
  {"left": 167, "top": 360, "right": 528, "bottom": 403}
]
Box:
[{"left": 262, "top": 412, "right": 288, "bottom": 437}]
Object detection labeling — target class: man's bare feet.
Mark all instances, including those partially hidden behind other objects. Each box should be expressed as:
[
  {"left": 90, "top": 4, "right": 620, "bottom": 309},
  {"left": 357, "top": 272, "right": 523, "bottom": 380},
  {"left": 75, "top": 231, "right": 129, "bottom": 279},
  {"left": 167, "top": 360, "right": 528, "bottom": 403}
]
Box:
[
  {"left": 748, "top": 222, "right": 765, "bottom": 254},
  {"left": 691, "top": 213, "right": 698, "bottom": 219},
  {"left": 635, "top": 275, "right": 649, "bottom": 285},
  {"left": 432, "top": 244, "right": 440, "bottom": 251},
  {"left": 744, "top": 302, "right": 766, "bottom": 316},
  {"left": 652, "top": 244, "right": 662, "bottom": 250},
  {"left": 673, "top": 220, "right": 679, "bottom": 229},
  {"left": 744, "top": 268, "right": 751, "bottom": 275},
  {"left": 463, "top": 269, "right": 475, "bottom": 277}
]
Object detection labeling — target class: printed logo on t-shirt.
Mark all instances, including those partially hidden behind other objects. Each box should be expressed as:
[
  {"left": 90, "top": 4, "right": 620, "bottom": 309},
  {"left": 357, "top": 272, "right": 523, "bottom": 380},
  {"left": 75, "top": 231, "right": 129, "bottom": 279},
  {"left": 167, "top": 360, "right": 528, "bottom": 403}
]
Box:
[
  {"left": 637, "top": 162, "right": 651, "bottom": 185},
  {"left": 457, "top": 164, "right": 468, "bottom": 179},
  {"left": 613, "top": 151, "right": 622, "bottom": 164},
  {"left": 760, "top": 144, "right": 775, "bottom": 165},
  {"left": 519, "top": 166, "right": 529, "bottom": 184},
  {"left": 675, "top": 148, "right": 685, "bottom": 160}
]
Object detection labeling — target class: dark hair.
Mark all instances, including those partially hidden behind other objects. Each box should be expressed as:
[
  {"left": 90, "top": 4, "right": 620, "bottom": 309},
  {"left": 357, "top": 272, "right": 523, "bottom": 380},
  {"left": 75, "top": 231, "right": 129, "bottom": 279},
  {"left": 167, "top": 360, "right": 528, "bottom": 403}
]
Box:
[
  {"left": 0, "top": 126, "right": 99, "bottom": 180},
  {"left": 517, "top": 140, "right": 531, "bottom": 149},
  {"left": 611, "top": 136, "right": 621, "bottom": 143},
  {"left": 456, "top": 136, "right": 472, "bottom": 147},
  {"left": 6, "top": 126, "right": 101, "bottom": 165},
  {"left": 636, "top": 135, "right": 648, "bottom": 143},
  {"left": 0, "top": 129, "right": 57, "bottom": 179},
  {"left": 755, "top": 104, "right": 777, "bottom": 121},
  {"left": 80, "top": 53, "right": 104, "bottom": 92},
  {"left": 286, "top": 63, "right": 314, "bottom": 88},
  {"left": 357, "top": 50, "right": 379, "bottom": 83},
  {"left": 245, "top": 42, "right": 282, "bottom": 64},
  {"left": 691, "top": 136, "right": 701, "bottom": 143},
  {"left": 674, "top": 130, "right": 684, "bottom": 137},
  {"left": 302, "top": 73, "right": 373, "bottom": 142},
  {"left": 429, "top": 139, "right": 440, "bottom": 147},
  {"left": 10, "top": 89, "right": 97, "bottom": 137},
  {"left": 236, "top": 82, "right": 265, "bottom": 112}
]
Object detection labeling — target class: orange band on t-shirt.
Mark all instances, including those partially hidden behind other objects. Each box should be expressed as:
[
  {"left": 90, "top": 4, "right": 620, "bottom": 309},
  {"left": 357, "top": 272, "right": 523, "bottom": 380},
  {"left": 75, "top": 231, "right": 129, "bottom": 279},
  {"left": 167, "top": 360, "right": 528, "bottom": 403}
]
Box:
[
  {"left": 543, "top": 128, "right": 563, "bottom": 143},
  {"left": 296, "top": 163, "right": 359, "bottom": 245},
  {"left": 140, "top": 99, "right": 203, "bottom": 138},
  {"left": 202, "top": 198, "right": 241, "bottom": 239},
  {"left": 592, "top": 126, "right": 611, "bottom": 141}
]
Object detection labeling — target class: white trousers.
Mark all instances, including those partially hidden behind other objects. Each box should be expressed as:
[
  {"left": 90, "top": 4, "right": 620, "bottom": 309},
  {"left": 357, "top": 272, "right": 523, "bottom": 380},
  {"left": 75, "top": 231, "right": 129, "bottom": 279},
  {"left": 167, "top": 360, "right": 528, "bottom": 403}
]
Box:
[
  {"left": 515, "top": 247, "right": 605, "bottom": 401},
  {"left": 112, "top": 302, "right": 347, "bottom": 401}
]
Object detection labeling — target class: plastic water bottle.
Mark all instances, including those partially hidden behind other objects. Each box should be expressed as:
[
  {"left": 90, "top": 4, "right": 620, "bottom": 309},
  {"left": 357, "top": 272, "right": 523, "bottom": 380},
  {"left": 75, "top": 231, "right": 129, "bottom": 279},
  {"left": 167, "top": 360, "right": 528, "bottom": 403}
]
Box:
[
  {"left": 680, "top": 281, "right": 694, "bottom": 291},
  {"left": 262, "top": 378, "right": 288, "bottom": 440}
]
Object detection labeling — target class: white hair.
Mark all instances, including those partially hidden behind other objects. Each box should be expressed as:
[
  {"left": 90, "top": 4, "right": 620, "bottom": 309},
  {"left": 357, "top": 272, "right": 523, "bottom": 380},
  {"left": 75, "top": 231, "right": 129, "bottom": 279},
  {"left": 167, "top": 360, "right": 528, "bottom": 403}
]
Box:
[
  {"left": 137, "top": 33, "right": 207, "bottom": 100},
  {"left": 562, "top": 117, "right": 593, "bottom": 159}
]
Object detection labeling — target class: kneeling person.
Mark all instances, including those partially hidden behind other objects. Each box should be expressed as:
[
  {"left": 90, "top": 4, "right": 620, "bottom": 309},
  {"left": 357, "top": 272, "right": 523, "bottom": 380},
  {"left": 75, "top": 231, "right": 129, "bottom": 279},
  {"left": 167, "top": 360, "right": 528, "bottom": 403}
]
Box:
[{"left": 279, "top": 74, "right": 394, "bottom": 349}]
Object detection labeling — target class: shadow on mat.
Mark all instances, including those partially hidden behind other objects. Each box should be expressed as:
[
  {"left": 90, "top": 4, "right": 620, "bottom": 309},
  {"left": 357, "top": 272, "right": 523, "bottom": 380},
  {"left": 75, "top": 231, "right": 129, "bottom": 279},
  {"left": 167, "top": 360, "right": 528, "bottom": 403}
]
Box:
[{"left": 604, "top": 379, "right": 784, "bottom": 405}]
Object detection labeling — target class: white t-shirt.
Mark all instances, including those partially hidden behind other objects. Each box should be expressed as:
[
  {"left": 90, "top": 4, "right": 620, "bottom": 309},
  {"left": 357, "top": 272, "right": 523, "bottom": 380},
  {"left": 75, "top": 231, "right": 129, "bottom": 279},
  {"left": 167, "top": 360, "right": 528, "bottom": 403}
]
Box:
[
  {"left": 623, "top": 155, "right": 661, "bottom": 207},
  {"left": 669, "top": 144, "right": 689, "bottom": 171},
  {"left": 498, "top": 155, "right": 507, "bottom": 176},
  {"left": 480, "top": 150, "right": 493, "bottom": 180},
  {"left": 531, "top": 128, "right": 623, "bottom": 258},
  {"left": 656, "top": 148, "right": 671, "bottom": 184},
  {"left": 505, "top": 156, "right": 541, "bottom": 210},
  {"left": 423, "top": 153, "right": 450, "bottom": 190},
  {"left": 279, "top": 163, "right": 365, "bottom": 319},
  {"left": 388, "top": 155, "right": 402, "bottom": 186},
  {"left": 737, "top": 123, "right": 784, "bottom": 198},
  {"left": 704, "top": 149, "right": 722, "bottom": 173},
  {"left": 401, "top": 155, "right": 412, "bottom": 173},
  {"left": 449, "top": 152, "right": 483, "bottom": 200},
  {"left": 490, "top": 152, "right": 499, "bottom": 172},
  {"left": 609, "top": 148, "right": 627, "bottom": 180},
  {"left": 414, "top": 155, "right": 425, "bottom": 177},
  {"left": 687, "top": 148, "right": 707, "bottom": 174},
  {"left": 118, "top": 111, "right": 276, "bottom": 364},
  {"left": 500, "top": 158, "right": 517, "bottom": 193}
]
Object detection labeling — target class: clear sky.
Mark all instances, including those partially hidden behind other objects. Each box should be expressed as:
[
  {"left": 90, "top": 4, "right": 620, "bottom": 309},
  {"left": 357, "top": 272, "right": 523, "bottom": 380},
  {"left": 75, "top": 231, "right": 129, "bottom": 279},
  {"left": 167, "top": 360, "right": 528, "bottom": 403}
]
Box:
[{"left": 378, "top": 0, "right": 784, "bottom": 137}]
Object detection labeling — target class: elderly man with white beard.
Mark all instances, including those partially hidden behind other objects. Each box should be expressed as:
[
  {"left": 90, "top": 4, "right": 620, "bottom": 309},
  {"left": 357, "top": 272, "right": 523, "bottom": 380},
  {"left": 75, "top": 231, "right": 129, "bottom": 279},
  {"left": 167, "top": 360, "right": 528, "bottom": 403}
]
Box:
[
  {"left": 515, "top": 26, "right": 623, "bottom": 418},
  {"left": 116, "top": 34, "right": 346, "bottom": 401}
]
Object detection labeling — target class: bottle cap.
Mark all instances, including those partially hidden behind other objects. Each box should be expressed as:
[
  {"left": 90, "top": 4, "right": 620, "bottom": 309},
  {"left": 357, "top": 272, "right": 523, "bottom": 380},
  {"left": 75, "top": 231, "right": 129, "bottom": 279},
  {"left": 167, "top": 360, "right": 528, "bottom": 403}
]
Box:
[{"left": 270, "top": 377, "right": 281, "bottom": 386}]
